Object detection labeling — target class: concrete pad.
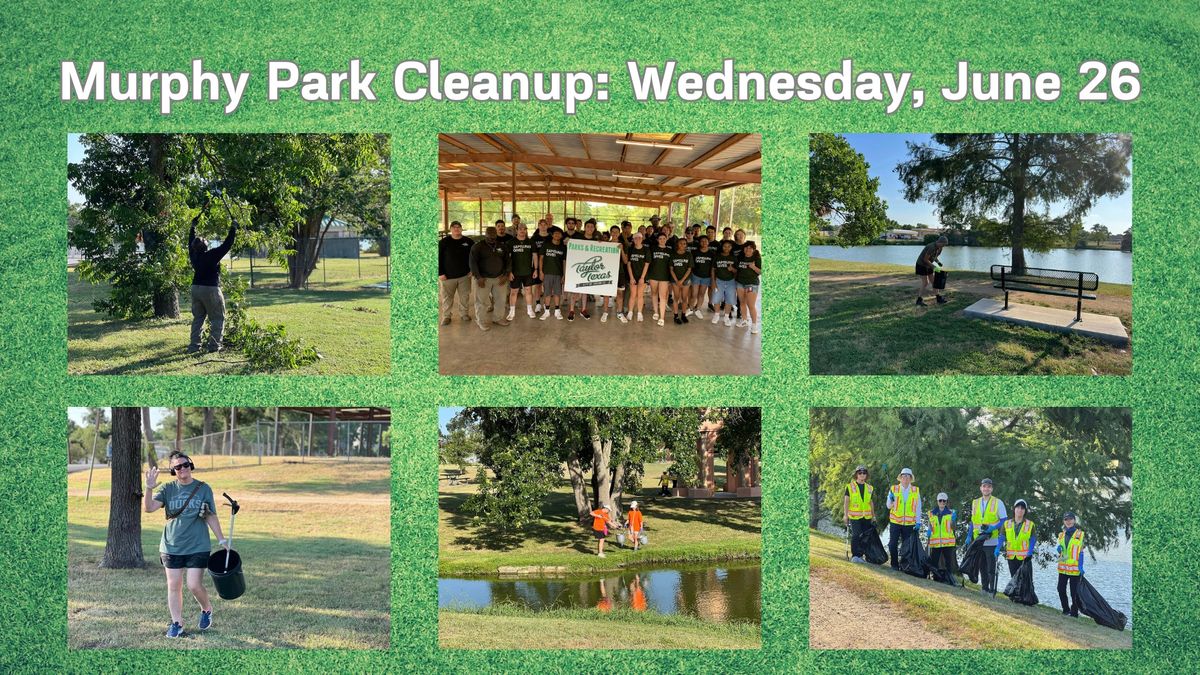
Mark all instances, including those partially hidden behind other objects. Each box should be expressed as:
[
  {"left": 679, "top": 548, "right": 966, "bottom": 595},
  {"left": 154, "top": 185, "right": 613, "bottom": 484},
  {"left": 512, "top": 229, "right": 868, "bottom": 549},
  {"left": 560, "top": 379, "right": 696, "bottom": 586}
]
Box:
[
  {"left": 963, "top": 298, "right": 1129, "bottom": 346},
  {"left": 438, "top": 293, "right": 761, "bottom": 375}
]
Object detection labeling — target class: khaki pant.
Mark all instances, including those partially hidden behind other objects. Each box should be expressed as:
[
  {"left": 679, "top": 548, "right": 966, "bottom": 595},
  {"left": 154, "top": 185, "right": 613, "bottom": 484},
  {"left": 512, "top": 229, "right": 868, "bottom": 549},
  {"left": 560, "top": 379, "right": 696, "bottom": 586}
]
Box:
[
  {"left": 474, "top": 276, "right": 506, "bottom": 328},
  {"left": 189, "top": 284, "right": 225, "bottom": 350},
  {"left": 439, "top": 275, "right": 471, "bottom": 321}
]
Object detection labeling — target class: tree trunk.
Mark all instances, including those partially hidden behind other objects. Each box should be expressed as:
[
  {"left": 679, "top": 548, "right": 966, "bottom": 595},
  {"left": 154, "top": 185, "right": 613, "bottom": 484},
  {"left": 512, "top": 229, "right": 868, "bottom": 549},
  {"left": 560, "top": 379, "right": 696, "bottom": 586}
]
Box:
[
  {"left": 1009, "top": 134, "right": 1028, "bottom": 273},
  {"left": 377, "top": 231, "right": 391, "bottom": 257},
  {"left": 228, "top": 407, "right": 238, "bottom": 456},
  {"left": 287, "top": 209, "right": 329, "bottom": 288},
  {"left": 202, "top": 407, "right": 213, "bottom": 455},
  {"left": 593, "top": 436, "right": 613, "bottom": 512},
  {"left": 146, "top": 134, "right": 180, "bottom": 318},
  {"left": 610, "top": 445, "right": 628, "bottom": 521},
  {"left": 101, "top": 408, "right": 146, "bottom": 568},
  {"left": 175, "top": 407, "right": 183, "bottom": 454},
  {"left": 141, "top": 407, "right": 158, "bottom": 468},
  {"left": 809, "top": 471, "right": 824, "bottom": 530},
  {"left": 566, "top": 453, "right": 589, "bottom": 518}
]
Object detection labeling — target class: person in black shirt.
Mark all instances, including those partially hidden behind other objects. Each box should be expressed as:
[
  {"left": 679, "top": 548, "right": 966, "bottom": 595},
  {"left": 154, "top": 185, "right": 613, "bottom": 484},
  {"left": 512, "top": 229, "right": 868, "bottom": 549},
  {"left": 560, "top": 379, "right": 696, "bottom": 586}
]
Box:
[
  {"left": 688, "top": 236, "right": 714, "bottom": 319},
  {"left": 531, "top": 218, "right": 552, "bottom": 313},
  {"left": 668, "top": 237, "right": 693, "bottom": 325},
  {"left": 626, "top": 232, "right": 650, "bottom": 322},
  {"left": 506, "top": 223, "right": 537, "bottom": 320},
  {"left": 539, "top": 229, "right": 567, "bottom": 320},
  {"left": 439, "top": 221, "right": 475, "bottom": 325},
  {"left": 469, "top": 226, "right": 511, "bottom": 331},
  {"left": 186, "top": 202, "right": 236, "bottom": 353},
  {"left": 915, "top": 236, "right": 949, "bottom": 306}
]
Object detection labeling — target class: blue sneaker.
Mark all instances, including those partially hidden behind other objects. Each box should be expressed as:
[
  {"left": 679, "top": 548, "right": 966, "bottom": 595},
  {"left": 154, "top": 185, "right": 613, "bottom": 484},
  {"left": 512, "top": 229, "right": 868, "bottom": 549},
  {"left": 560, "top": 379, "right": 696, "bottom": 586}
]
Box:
[
  {"left": 166, "top": 621, "right": 186, "bottom": 638},
  {"left": 199, "top": 610, "right": 213, "bottom": 631}
]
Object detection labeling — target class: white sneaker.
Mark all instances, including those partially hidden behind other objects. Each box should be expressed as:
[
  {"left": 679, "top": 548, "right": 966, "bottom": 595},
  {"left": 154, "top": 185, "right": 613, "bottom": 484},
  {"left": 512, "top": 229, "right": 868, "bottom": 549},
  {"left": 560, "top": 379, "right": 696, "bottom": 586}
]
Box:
[
  {"left": 657, "top": 318, "right": 665, "bottom": 326},
  {"left": 712, "top": 313, "right": 721, "bottom": 324},
  {"left": 751, "top": 322, "right": 760, "bottom": 334},
  {"left": 724, "top": 316, "right": 734, "bottom": 327},
  {"left": 535, "top": 303, "right": 543, "bottom": 313},
  {"left": 652, "top": 312, "right": 659, "bottom": 321},
  {"left": 527, "top": 307, "right": 535, "bottom": 318},
  {"left": 737, "top": 318, "right": 750, "bottom": 328},
  {"left": 695, "top": 309, "right": 704, "bottom": 320},
  {"left": 506, "top": 308, "right": 516, "bottom": 321},
  {"left": 637, "top": 312, "right": 644, "bottom": 322},
  {"left": 685, "top": 309, "right": 694, "bottom": 317},
  {"left": 555, "top": 309, "right": 563, "bottom": 320},
  {"left": 618, "top": 313, "right": 628, "bottom": 324},
  {"left": 540, "top": 309, "right": 551, "bottom": 321},
  {"left": 601, "top": 312, "right": 608, "bottom": 323}
]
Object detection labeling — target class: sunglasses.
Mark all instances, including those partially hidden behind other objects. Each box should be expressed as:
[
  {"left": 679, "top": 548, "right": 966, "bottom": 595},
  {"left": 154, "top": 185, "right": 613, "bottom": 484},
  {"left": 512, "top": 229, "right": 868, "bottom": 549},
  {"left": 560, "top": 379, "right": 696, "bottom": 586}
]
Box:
[
  {"left": 169, "top": 462, "right": 194, "bottom": 475},
  {"left": 856, "top": 470, "right": 867, "bottom": 474},
  {"left": 938, "top": 499, "right": 947, "bottom": 502}
]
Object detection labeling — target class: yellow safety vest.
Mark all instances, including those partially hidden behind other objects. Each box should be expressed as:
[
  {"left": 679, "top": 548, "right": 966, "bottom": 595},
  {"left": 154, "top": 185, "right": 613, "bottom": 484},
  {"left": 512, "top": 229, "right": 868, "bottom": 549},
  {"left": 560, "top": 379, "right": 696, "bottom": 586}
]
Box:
[
  {"left": 1057, "top": 529, "right": 1084, "bottom": 576},
  {"left": 928, "top": 511, "right": 956, "bottom": 548},
  {"left": 1004, "top": 519, "right": 1034, "bottom": 560},
  {"left": 889, "top": 485, "right": 920, "bottom": 526},
  {"left": 971, "top": 497, "right": 1000, "bottom": 537},
  {"left": 846, "top": 482, "right": 874, "bottom": 520}
]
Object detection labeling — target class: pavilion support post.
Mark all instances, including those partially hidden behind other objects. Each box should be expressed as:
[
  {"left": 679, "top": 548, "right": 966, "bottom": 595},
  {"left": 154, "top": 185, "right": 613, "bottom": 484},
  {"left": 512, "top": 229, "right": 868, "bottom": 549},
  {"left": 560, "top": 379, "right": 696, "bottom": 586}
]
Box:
[
  {"left": 562, "top": 199, "right": 567, "bottom": 222},
  {"left": 683, "top": 198, "right": 691, "bottom": 228},
  {"left": 441, "top": 189, "right": 449, "bottom": 233},
  {"left": 327, "top": 409, "right": 337, "bottom": 457},
  {"left": 510, "top": 162, "right": 517, "bottom": 218},
  {"left": 712, "top": 190, "right": 722, "bottom": 229},
  {"left": 478, "top": 198, "right": 483, "bottom": 234}
]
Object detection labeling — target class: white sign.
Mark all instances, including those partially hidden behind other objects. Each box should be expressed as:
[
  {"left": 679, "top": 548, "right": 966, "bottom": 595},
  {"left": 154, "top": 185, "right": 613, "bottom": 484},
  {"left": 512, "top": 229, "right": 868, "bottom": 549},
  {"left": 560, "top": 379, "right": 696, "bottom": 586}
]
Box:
[{"left": 564, "top": 239, "right": 621, "bottom": 297}]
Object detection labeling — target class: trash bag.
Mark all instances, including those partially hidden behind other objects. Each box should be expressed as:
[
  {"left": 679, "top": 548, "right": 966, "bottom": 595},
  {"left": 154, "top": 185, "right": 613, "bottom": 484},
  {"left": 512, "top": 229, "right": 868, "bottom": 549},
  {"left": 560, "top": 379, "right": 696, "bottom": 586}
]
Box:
[
  {"left": 899, "top": 532, "right": 931, "bottom": 578},
  {"left": 933, "top": 270, "right": 948, "bottom": 290},
  {"left": 854, "top": 525, "right": 889, "bottom": 565},
  {"left": 1002, "top": 558, "right": 1039, "bottom": 606},
  {"left": 927, "top": 543, "right": 960, "bottom": 586},
  {"left": 958, "top": 537, "right": 988, "bottom": 585},
  {"left": 1077, "top": 576, "right": 1127, "bottom": 631}
]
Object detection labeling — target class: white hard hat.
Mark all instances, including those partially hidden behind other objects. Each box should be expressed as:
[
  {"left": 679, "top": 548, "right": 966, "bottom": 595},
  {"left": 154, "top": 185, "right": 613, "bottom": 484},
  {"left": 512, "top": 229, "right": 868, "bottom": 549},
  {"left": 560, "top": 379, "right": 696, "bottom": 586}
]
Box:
[
  {"left": 630, "top": 501, "right": 639, "bottom": 509},
  {"left": 936, "top": 492, "right": 949, "bottom": 501},
  {"left": 900, "top": 468, "right": 913, "bottom": 477}
]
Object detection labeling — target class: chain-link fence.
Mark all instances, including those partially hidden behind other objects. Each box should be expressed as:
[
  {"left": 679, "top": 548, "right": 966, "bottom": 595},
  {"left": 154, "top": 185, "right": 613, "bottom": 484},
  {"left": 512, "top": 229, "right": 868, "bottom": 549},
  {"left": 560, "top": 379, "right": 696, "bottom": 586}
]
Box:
[
  {"left": 227, "top": 236, "right": 390, "bottom": 290},
  {"left": 158, "top": 420, "right": 390, "bottom": 468}
]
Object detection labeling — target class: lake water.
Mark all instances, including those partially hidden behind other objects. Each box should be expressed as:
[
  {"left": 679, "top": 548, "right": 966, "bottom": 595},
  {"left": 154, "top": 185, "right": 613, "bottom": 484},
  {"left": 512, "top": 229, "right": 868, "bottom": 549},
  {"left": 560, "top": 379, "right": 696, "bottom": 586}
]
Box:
[
  {"left": 439, "top": 563, "right": 761, "bottom": 623},
  {"left": 810, "top": 245, "right": 1132, "bottom": 285}
]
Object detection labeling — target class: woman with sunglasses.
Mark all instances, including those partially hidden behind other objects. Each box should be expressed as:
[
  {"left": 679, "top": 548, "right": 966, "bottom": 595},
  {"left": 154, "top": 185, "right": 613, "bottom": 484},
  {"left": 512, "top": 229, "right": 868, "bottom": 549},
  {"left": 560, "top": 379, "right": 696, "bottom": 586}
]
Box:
[{"left": 144, "top": 451, "right": 228, "bottom": 638}]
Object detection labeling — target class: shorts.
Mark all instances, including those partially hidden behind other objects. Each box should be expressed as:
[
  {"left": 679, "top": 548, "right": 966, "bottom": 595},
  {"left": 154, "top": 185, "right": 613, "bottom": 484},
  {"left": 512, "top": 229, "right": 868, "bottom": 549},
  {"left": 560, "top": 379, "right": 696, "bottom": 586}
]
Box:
[
  {"left": 543, "top": 274, "right": 563, "bottom": 295},
  {"left": 737, "top": 282, "right": 759, "bottom": 293},
  {"left": 160, "top": 551, "right": 211, "bottom": 569},
  {"left": 593, "top": 529, "right": 607, "bottom": 540},
  {"left": 916, "top": 263, "right": 934, "bottom": 276},
  {"left": 618, "top": 268, "right": 629, "bottom": 289},
  {"left": 712, "top": 278, "right": 737, "bottom": 305},
  {"left": 690, "top": 274, "right": 711, "bottom": 287},
  {"left": 509, "top": 274, "right": 534, "bottom": 290}
]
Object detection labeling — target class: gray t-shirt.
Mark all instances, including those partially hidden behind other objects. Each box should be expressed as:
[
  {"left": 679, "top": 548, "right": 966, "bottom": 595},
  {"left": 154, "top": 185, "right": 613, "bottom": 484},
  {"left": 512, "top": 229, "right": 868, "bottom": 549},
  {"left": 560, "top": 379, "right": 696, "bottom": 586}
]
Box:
[{"left": 153, "top": 480, "right": 216, "bottom": 555}]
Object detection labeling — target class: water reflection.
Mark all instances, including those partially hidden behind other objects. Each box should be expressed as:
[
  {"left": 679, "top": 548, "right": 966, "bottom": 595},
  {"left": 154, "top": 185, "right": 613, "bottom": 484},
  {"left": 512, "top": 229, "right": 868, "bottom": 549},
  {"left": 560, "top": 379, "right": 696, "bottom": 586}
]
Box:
[{"left": 439, "top": 564, "right": 761, "bottom": 623}]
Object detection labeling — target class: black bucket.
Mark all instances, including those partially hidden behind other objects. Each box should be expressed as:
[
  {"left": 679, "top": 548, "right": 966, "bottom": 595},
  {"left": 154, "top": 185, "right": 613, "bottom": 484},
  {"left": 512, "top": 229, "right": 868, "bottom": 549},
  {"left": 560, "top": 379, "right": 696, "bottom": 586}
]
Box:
[
  {"left": 207, "top": 549, "right": 245, "bottom": 600},
  {"left": 933, "top": 270, "right": 948, "bottom": 290}
]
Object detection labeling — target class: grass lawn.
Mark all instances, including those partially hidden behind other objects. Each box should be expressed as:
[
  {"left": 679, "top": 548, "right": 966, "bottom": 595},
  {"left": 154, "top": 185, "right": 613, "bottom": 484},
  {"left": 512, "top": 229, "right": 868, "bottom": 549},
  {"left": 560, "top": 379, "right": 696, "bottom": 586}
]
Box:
[
  {"left": 809, "top": 258, "right": 1131, "bottom": 375},
  {"left": 68, "top": 459, "right": 390, "bottom": 649},
  {"left": 808, "top": 531, "right": 1130, "bottom": 650},
  {"left": 67, "top": 255, "right": 390, "bottom": 375},
  {"left": 439, "top": 462, "right": 761, "bottom": 576},
  {"left": 439, "top": 605, "right": 761, "bottom": 650}
]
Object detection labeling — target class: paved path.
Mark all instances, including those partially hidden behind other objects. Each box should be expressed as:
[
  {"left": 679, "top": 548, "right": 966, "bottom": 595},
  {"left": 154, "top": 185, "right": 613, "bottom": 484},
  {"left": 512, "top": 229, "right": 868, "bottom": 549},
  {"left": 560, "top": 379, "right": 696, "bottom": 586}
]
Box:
[
  {"left": 963, "top": 298, "right": 1130, "bottom": 346},
  {"left": 809, "top": 569, "right": 956, "bottom": 650}
]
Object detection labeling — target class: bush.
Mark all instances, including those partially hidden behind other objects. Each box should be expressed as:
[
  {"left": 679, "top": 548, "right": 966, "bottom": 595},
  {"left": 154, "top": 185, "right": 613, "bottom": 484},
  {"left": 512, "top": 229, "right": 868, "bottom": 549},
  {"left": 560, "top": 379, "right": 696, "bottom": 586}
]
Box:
[{"left": 203, "top": 269, "right": 320, "bottom": 370}]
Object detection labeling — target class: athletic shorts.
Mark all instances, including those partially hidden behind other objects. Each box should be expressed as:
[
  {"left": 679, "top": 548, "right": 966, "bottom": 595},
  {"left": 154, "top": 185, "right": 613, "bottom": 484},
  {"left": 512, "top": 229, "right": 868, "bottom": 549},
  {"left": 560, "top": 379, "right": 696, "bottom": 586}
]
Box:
[
  {"left": 543, "top": 274, "right": 563, "bottom": 296},
  {"left": 618, "top": 268, "right": 629, "bottom": 289},
  {"left": 916, "top": 263, "right": 934, "bottom": 276},
  {"left": 712, "top": 278, "right": 737, "bottom": 306},
  {"left": 737, "top": 282, "right": 759, "bottom": 293},
  {"left": 509, "top": 274, "right": 534, "bottom": 290},
  {"left": 690, "top": 274, "right": 711, "bottom": 287},
  {"left": 593, "top": 529, "right": 607, "bottom": 540},
  {"left": 160, "top": 551, "right": 211, "bottom": 569}
]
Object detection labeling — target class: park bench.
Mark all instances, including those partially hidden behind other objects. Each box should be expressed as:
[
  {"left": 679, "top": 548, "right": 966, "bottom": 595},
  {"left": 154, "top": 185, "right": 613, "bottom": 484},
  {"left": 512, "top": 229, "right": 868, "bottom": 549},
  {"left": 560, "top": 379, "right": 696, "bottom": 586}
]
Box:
[{"left": 990, "top": 265, "right": 1099, "bottom": 322}]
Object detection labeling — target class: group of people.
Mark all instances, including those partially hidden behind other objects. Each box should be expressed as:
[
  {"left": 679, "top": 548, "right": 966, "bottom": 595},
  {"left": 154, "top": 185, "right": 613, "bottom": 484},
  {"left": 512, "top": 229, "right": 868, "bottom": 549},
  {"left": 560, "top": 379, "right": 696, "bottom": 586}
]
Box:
[
  {"left": 843, "top": 466, "right": 1089, "bottom": 617},
  {"left": 588, "top": 501, "right": 646, "bottom": 558},
  {"left": 438, "top": 213, "right": 762, "bottom": 333}
]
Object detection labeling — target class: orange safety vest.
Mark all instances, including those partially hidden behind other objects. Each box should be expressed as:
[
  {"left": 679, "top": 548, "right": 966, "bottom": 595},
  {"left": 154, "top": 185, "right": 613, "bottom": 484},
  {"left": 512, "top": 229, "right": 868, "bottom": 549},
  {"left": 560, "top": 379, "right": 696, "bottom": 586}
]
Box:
[
  {"left": 1004, "top": 519, "right": 1034, "bottom": 560},
  {"left": 928, "top": 511, "right": 956, "bottom": 548},
  {"left": 846, "top": 481, "right": 874, "bottom": 520},
  {"left": 1058, "top": 529, "right": 1084, "bottom": 576},
  {"left": 889, "top": 485, "right": 920, "bottom": 526},
  {"left": 971, "top": 497, "right": 1001, "bottom": 537}
]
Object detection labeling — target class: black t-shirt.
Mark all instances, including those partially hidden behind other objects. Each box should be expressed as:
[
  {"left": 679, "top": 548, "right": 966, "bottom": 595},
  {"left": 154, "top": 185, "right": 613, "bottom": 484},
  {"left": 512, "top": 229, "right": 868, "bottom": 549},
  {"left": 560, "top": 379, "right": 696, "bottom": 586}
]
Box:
[
  {"left": 735, "top": 251, "right": 761, "bottom": 285},
  {"left": 510, "top": 238, "right": 535, "bottom": 276},
  {"left": 713, "top": 252, "right": 737, "bottom": 281},
  {"left": 686, "top": 238, "right": 701, "bottom": 255},
  {"left": 626, "top": 245, "right": 650, "bottom": 279},
  {"left": 648, "top": 246, "right": 672, "bottom": 281},
  {"left": 542, "top": 242, "right": 567, "bottom": 276},
  {"left": 669, "top": 251, "right": 693, "bottom": 281},
  {"left": 692, "top": 249, "right": 715, "bottom": 277},
  {"left": 438, "top": 233, "right": 475, "bottom": 279},
  {"left": 496, "top": 233, "right": 516, "bottom": 251},
  {"left": 531, "top": 231, "right": 551, "bottom": 257}
]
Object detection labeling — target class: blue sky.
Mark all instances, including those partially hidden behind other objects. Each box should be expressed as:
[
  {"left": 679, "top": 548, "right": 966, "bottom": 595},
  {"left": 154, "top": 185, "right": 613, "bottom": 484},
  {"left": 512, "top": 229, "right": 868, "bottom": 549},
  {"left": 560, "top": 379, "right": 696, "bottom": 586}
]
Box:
[
  {"left": 439, "top": 407, "right": 462, "bottom": 433},
  {"left": 67, "top": 134, "right": 84, "bottom": 204},
  {"left": 840, "top": 134, "right": 1133, "bottom": 230},
  {"left": 68, "top": 407, "right": 168, "bottom": 427}
]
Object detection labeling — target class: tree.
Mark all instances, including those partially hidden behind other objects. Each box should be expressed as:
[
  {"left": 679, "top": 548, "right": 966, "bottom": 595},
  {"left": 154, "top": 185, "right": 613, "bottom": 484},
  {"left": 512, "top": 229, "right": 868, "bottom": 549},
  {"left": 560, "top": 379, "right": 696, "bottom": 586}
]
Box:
[
  {"left": 712, "top": 408, "right": 761, "bottom": 481},
  {"left": 1090, "top": 223, "right": 1111, "bottom": 246},
  {"left": 101, "top": 408, "right": 146, "bottom": 568},
  {"left": 897, "top": 134, "right": 1131, "bottom": 270},
  {"left": 809, "top": 133, "right": 889, "bottom": 245},
  {"left": 439, "top": 418, "right": 482, "bottom": 473},
  {"left": 810, "top": 408, "right": 1131, "bottom": 565}
]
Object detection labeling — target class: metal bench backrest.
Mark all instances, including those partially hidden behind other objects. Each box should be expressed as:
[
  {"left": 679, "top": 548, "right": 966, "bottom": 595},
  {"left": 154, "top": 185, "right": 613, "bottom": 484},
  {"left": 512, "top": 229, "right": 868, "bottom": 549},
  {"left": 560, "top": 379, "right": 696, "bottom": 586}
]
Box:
[{"left": 990, "top": 265, "right": 1099, "bottom": 291}]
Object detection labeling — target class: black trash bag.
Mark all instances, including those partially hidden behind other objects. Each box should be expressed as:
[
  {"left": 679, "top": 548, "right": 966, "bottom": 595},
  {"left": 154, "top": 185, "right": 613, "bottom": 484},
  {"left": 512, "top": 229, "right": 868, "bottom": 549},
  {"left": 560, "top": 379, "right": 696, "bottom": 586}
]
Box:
[
  {"left": 933, "top": 270, "right": 948, "bottom": 290},
  {"left": 899, "top": 532, "right": 931, "bottom": 578},
  {"left": 927, "top": 543, "right": 960, "bottom": 586},
  {"left": 958, "top": 537, "right": 988, "bottom": 585},
  {"left": 1002, "top": 558, "right": 1039, "bottom": 606},
  {"left": 1077, "top": 576, "right": 1127, "bottom": 631},
  {"left": 855, "top": 525, "right": 889, "bottom": 565}
]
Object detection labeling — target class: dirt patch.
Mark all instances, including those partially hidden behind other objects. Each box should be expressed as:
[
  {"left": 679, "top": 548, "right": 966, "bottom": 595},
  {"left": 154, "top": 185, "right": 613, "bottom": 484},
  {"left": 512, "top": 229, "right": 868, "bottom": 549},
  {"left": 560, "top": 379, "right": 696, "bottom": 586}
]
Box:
[{"left": 809, "top": 567, "right": 958, "bottom": 650}]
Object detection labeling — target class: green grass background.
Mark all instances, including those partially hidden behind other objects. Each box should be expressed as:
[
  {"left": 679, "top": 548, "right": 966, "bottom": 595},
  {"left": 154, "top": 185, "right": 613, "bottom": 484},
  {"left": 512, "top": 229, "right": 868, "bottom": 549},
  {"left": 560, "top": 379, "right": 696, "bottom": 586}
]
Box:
[{"left": 1, "top": 0, "right": 1198, "bottom": 672}]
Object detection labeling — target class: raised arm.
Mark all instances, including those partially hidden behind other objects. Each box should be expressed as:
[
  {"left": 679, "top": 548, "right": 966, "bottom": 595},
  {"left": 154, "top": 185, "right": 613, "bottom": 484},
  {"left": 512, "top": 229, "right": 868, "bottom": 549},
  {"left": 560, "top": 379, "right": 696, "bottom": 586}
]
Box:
[
  {"left": 144, "top": 467, "right": 163, "bottom": 513},
  {"left": 211, "top": 219, "right": 237, "bottom": 258}
]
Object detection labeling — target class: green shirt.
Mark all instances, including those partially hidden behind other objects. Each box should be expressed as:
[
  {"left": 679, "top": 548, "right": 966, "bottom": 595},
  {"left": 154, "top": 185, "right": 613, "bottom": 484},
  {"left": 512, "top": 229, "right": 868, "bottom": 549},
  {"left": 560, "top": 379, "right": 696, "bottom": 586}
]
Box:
[
  {"left": 714, "top": 252, "right": 737, "bottom": 281},
  {"left": 669, "top": 251, "right": 693, "bottom": 281},
  {"left": 153, "top": 480, "right": 216, "bottom": 555},
  {"left": 736, "top": 251, "right": 762, "bottom": 285},
  {"left": 648, "top": 246, "right": 673, "bottom": 281},
  {"left": 542, "top": 242, "right": 567, "bottom": 276},
  {"left": 626, "top": 245, "right": 650, "bottom": 279},
  {"left": 510, "top": 238, "right": 535, "bottom": 276},
  {"left": 692, "top": 249, "right": 715, "bottom": 277}
]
